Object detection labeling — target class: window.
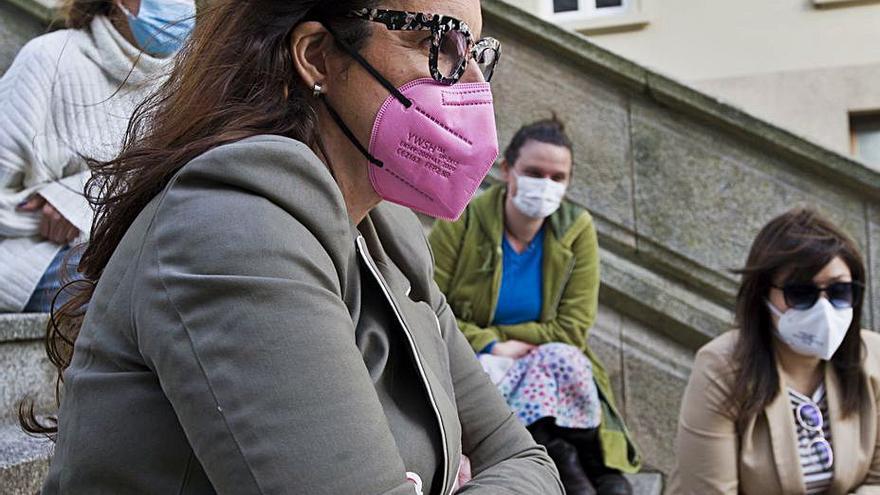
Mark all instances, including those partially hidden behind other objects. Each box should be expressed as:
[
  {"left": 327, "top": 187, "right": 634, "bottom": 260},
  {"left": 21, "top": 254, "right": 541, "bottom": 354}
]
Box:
[
  {"left": 850, "top": 113, "right": 880, "bottom": 167},
  {"left": 541, "top": 0, "right": 648, "bottom": 34},
  {"left": 549, "top": 0, "right": 629, "bottom": 19},
  {"left": 813, "top": 0, "right": 880, "bottom": 8},
  {"left": 553, "top": 0, "right": 579, "bottom": 13}
]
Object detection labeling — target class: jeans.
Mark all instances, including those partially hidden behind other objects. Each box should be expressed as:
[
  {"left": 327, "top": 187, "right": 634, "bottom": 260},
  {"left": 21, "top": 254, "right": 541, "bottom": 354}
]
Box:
[{"left": 23, "top": 246, "right": 84, "bottom": 313}]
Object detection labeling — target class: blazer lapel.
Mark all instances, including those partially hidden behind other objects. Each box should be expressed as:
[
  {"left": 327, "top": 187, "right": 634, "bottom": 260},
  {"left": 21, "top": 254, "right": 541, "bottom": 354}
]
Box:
[
  {"left": 356, "top": 220, "right": 460, "bottom": 495},
  {"left": 766, "top": 372, "right": 808, "bottom": 494},
  {"left": 826, "top": 365, "right": 860, "bottom": 495}
]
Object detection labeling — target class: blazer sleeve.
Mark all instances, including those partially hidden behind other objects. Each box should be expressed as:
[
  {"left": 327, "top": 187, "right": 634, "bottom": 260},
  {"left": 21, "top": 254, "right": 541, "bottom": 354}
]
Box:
[
  {"left": 134, "top": 175, "right": 419, "bottom": 494},
  {"left": 428, "top": 212, "right": 501, "bottom": 353},
  {"left": 854, "top": 332, "right": 880, "bottom": 494},
  {"left": 494, "top": 213, "right": 599, "bottom": 350},
  {"left": 667, "top": 345, "right": 739, "bottom": 495},
  {"left": 429, "top": 277, "right": 563, "bottom": 494}
]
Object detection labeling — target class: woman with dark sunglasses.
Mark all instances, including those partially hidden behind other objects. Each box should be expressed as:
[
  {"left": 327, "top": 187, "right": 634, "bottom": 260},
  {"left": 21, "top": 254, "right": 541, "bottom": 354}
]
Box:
[
  {"left": 24, "top": 1, "right": 563, "bottom": 494},
  {"left": 669, "top": 208, "right": 880, "bottom": 494}
]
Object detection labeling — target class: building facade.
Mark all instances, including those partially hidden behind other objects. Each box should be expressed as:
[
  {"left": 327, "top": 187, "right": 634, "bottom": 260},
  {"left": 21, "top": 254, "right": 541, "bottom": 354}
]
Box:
[{"left": 506, "top": 0, "right": 880, "bottom": 170}]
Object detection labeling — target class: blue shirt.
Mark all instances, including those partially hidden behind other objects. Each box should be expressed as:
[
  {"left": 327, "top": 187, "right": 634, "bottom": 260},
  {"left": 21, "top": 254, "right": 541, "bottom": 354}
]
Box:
[{"left": 493, "top": 227, "right": 545, "bottom": 327}]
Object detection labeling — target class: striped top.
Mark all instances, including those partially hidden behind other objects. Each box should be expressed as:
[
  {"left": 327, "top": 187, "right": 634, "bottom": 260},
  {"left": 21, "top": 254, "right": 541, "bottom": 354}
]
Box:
[{"left": 788, "top": 384, "right": 833, "bottom": 494}]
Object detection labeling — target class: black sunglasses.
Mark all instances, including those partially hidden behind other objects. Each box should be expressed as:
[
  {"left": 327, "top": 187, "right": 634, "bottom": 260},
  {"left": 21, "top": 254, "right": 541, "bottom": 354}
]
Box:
[
  {"left": 772, "top": 281, "right": 863, "bottom": 310},
  {"left": 347, "top": 8, "right": 501, "bottom": 85}
]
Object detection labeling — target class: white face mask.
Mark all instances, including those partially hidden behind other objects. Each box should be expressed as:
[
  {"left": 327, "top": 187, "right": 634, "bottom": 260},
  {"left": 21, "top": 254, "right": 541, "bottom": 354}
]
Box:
[
  {"left": 767, "top": 298, "right": 853, "bottom": 361},
  {"left": 511, "top": 174, "right": 567, "bottom": 219}
]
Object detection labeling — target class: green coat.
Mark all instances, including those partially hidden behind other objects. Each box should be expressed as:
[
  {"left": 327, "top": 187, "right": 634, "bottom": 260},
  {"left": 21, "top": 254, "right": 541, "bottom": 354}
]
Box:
[{"left": 428, "top": 184, "right": 642, "bottom": 473}]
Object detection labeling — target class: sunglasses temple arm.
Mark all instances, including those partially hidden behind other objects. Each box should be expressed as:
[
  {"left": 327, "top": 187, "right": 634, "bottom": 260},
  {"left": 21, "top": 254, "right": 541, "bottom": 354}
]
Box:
[{"left": 323, "top": 24, "right": 413, "bottom": 108}]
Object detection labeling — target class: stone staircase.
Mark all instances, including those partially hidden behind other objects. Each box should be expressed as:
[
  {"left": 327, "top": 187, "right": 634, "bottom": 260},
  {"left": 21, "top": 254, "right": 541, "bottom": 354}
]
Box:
[
  {"left": 0, "top": 313, "right": 662, "bottom": 494},
  {"left": 0, "top": 314, "right": 54, "bottom": 494},
  {"left": 0, "top": 422, "right": 51, "bottom": 494}
]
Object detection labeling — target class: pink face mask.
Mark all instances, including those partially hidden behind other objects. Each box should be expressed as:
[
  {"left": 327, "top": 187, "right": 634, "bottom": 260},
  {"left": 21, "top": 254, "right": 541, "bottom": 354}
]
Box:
[
  {"left": 319, "top": 26, "right": 499, "bottom": 221},
  {"left": 366, "top": 78, "right": 498, "bottom": 220}
]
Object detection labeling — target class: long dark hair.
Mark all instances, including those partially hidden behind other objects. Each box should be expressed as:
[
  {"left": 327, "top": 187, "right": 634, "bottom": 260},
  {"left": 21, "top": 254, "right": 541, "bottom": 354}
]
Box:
[
  {"left": 21, "top": 0, "right": 377, "bottom": 437},
  {"left": 730, "top": 207, "right": 867, "bottom": 431}
]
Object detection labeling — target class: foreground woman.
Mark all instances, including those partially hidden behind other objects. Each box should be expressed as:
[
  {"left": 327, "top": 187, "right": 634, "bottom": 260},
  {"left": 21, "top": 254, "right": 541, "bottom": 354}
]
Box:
[{"left": 25, "top": 1, "right": 563, "bottom": 494}]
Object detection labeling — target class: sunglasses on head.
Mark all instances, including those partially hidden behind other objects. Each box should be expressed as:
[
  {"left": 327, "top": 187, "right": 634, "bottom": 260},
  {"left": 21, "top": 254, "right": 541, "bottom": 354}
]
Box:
[{"left": 772, "top": 280, "right": 863, "bottom": 310}]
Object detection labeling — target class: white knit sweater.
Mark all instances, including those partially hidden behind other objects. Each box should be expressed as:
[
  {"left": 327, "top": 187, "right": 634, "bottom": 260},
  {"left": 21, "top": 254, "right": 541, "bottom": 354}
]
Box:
[{"left": 0, "top": 16, "right": 168, "bottom": 311}]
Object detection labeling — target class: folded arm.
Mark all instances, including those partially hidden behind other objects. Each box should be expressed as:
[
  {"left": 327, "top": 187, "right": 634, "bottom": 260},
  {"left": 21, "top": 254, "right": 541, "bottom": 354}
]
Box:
[
  {"left": 0, "top": 38, "right": 61, "bottom": 237},
  {"left": 431, "top": 283, "right": 563, "bottom": 494}
]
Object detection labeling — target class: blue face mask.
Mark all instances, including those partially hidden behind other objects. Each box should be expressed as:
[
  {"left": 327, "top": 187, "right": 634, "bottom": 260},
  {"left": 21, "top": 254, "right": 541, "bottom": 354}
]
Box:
[{"left": 118, "top": 0, "right": 196, "bottom": 57}]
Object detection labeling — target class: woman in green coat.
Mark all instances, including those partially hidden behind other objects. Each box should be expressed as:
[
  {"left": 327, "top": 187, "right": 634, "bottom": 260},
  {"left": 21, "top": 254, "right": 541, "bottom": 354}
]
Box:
[{"left": 430, "top": 118, "right": 641, "bottom": 495}]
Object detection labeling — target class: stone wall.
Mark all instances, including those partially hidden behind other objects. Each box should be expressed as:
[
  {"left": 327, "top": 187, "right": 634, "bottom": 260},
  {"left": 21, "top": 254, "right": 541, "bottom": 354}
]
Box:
[
  {"left": 481, "top": 0, "right": 880, "bottom": 475},
  {"left": 0, "top": 0, "right": 46, "bottom": 70}
]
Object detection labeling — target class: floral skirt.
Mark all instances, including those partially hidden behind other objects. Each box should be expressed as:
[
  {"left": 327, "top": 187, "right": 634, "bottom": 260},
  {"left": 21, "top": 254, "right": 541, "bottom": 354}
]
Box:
[{"left": 478, "top": 342, "right": 602, "bottom": 429}]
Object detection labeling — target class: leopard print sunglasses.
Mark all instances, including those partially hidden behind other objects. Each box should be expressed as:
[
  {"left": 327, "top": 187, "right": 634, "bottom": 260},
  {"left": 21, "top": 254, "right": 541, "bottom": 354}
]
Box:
[{"left": 347, "top": 8, "right": 501, "bottom": 85}]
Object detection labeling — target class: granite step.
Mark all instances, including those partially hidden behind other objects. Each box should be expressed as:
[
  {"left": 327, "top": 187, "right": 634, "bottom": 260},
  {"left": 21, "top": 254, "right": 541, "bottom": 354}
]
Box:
[
  {"left": 0, "top": 314, "right": 54, "bottom": 424},
  {"left": 0, "top": 421, "right": 51, "bottom": 494},
  {"left": 0, "top": 314, "right": 664, "bottom": 493},
  {"left": 627, "top": 472, "right": 664, "bottom": 495},
  {"left": 0, "top": 313, "right": 46, "bottom": 343}
]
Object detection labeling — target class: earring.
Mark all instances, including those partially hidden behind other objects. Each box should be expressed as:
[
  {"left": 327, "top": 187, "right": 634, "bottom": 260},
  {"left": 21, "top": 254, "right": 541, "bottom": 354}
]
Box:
[{"left": 313, "top": 82, "right": 324, "bottom": 97}]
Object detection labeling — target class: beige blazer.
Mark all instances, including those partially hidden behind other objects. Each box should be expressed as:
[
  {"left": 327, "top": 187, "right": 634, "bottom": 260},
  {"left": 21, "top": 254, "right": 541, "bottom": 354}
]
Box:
[{"left": 668, "top": 330, "right": 880, "bottom": 495}]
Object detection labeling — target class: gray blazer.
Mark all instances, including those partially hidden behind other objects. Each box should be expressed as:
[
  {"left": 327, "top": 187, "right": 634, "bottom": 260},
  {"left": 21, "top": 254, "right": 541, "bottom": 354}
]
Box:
[{"left": 42, "top": 136, "right": 562, "bottom": 495}]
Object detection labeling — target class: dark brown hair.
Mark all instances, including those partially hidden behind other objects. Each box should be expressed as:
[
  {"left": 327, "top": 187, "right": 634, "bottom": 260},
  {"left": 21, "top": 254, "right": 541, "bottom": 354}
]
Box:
[
  {"left": 58, "top": 0, "right": 113, "bottom": 29},
  {"left": 503, "top": 115, "right": 574, "bottom": 166},
  {"left": 730, "top": 207, "right": 867, "bottom": 431},
  {"left": 21, "top": 0, "right": 377, "bottom": 437}
]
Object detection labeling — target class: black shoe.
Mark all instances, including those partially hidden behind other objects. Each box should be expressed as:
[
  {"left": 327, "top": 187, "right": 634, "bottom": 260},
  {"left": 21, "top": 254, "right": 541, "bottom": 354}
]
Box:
[
  {"left": 555, "top": 427, "right": 633, "bottom": 495},
  {"left": 526, "top": 417, "right": 556, "bottom": 445},
  {"left": 544, "top": 438, "right": 597, "bottom": 495}
]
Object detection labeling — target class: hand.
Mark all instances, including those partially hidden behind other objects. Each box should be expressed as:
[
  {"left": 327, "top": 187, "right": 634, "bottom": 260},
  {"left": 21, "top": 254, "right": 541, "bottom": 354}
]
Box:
[
  {"left": 491, "top": 340, "right": 536, "bottom": 359},
  {"left": 17, "top": 195, "right": 80, "bottom": 245},
  {"left": 454, "top": 455, "right": 472, "bottom": 491}
]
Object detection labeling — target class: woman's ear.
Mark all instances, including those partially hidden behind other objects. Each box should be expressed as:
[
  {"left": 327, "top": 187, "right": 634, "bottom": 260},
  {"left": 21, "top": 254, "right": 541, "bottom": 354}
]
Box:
[
  {"left": 500, "top": 159, "right": 511, "bottom": 181},
  {"left": 290, "top": 21, "right": 334, "bottom": 92}
]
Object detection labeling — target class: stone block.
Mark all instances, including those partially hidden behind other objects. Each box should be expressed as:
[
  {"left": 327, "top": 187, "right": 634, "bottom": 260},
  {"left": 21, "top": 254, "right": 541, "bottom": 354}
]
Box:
[
  {"left": 0, "top": 340, "right": 56, "bottom": 422},
  {"left": 0, "top": 314, "right": 48, "bottom": 343},
  {"left": 588, "top": 305, "right": 625, "bottom": 409},
  {"left": 486, "top": 22, "right": 636, "bottom": 233},
  {"left": 620, "top": 316, "right": 694, "bottom": 476},
  {"left": 599, "top": 248, "right": 734, "bottom": 347},
  {"left": 0, "top": 0, "right": 46, "bottom": 74},
  {"left": 0, "top": 421, "right": 51, "bottom": 494},
  {"left": 630, "top": 98, "right": 869, "bottom": 281},
  {"left": 626, "top": 472, "right": 663, "bottom": 495}
]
